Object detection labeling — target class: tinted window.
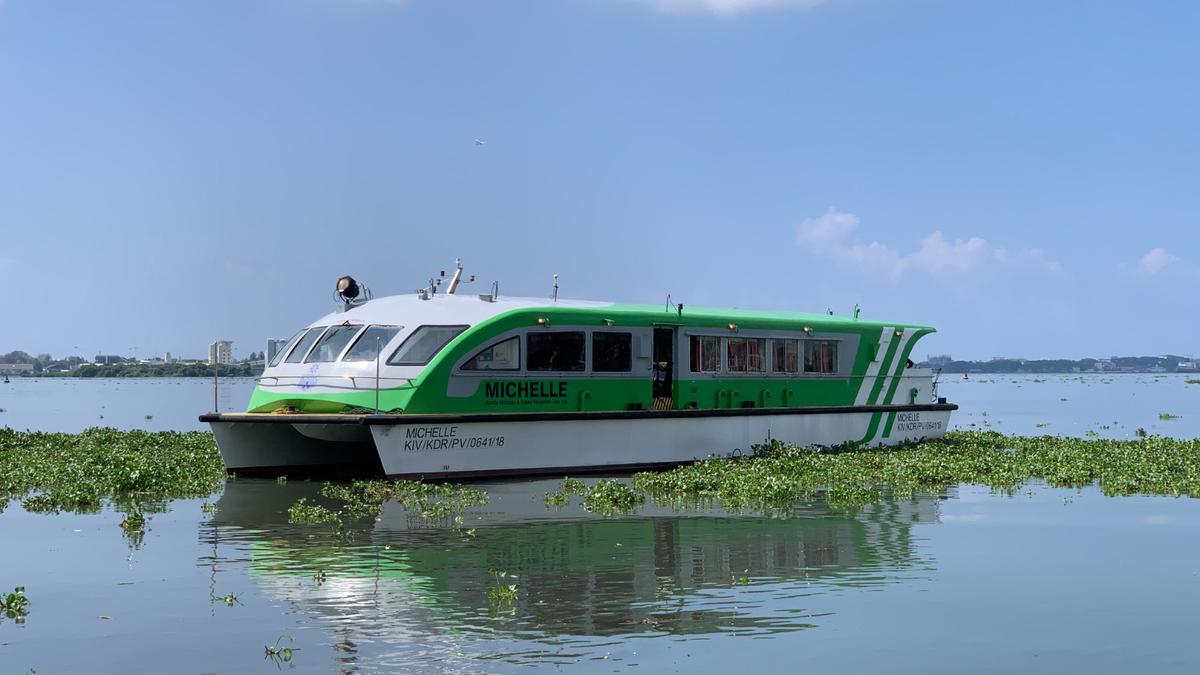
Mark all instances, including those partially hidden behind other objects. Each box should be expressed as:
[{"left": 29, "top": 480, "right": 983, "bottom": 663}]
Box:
[
  {"left": 689, "top": 336, "right": 720, "bottom": 373},
  {"left": 388, "top": 325, "right": 468, "bottom": 366},
  {"left": 461, "top": 336, "right": 520, "bottom": 371},
  {"left": 269, "top": 330, "right": 305, "bottom": 367},
  {"left": 727, "top": 338, "right": 765, "bottom": 373},
  {"left": 592, "top": 332, "right": 632, "bottom": 372},
  {"left": 343, "top": 325, "right": 402, "bottom": 362},
  {"left": 284, "top": 327, "right": 327, "bottom": 364},
  {"left": 805, "top": 340, "right": 839, "bottom": 374},
  {"left": 528, "top": 331, "right": 586, "bottom": 372},
  {"left": 305, "top": 324, "right": 362, "bottom": 363},
  {"left": 772, "top": 339, "right": 799, "bottom": 374}
]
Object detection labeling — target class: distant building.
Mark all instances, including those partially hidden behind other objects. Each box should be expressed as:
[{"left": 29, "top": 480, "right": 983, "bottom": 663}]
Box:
[
  {"left": 94, "top": 355, "right": 126, "bottom": 365},
  {"left": 208, "top": 341, "right": 233, "bottom": 366},
  {"left": 266, "top": 338, "right": 290, "bottom": 365},
  {"left": 0, "top": 363, "right": 33, "bottom": 375}
]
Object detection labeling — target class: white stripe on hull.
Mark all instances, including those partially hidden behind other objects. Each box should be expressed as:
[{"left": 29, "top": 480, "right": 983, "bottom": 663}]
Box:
[
  {"left": 370, "top": 408, "right": 951, "bottom": 478},
  {"left": 854, "top": 326, "right": 894, "bottom": 406}
]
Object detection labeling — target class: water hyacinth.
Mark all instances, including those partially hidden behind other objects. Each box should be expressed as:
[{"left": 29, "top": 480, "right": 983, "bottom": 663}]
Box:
[
  {"left": 288, "top": 479, "right": 487, "bottom": 526},
  {"left": 0, "top": 428, "right": 224, "bottom": 513},
  {"left": 582, "top": 479, "right": 644, "bottom": 515},
  {"left": 633, "top": 431, "right": 1200, "bottom": 513}
]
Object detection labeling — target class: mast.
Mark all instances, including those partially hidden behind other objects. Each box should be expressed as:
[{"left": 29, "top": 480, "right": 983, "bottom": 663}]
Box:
[{"left": 446, "top": 257, "right": 464, "bottom": 295}]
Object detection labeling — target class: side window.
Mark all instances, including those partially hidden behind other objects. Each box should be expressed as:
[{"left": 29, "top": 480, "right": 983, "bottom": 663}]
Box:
[
  {"left": 727, "top": 338, "right": 765, "bottom": 373},
  {"left": 343, "top": 325, "right": 402, "bottom": 361},
  {"left": 592, "top": 332, "right": 632, "bottom": 372},
  {"left": 527, "top": 331, "right": 586, "bottom": 372},
  {"left": 305, "top": 325, "right": 363, "bottom": 363},
  {"left": 461, "top": 336, "right": 520, "bottom": 371},
  {"left": 772, "top": 339, "right": 800, "bottom": 374},
  {"left": 388, "top": 325, "right": 469, "bottom": 366},
  {"left": 689, "top": 335, "right": 720, "bottom": 373},
  {"left": 284, "top": 327, "right": 328, "bottom": 364},
  {"left": 805, "top": 340, "right": 839, "bottom": 374}
]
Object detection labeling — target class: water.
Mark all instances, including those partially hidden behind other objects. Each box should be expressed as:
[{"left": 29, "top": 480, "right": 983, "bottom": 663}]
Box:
[
  {"left": 3, "top": 373, "right": 1198, "bottom": 436},
  {"left": 0, "top": 377, "right": 256, "bottom": 432},
  {"left": 3, "top": 375, "right": 1200, "bottom": 673}
]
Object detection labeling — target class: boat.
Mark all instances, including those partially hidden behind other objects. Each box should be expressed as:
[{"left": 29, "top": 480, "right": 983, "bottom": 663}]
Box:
[{"left": 200, "top": 261, "right": 956, "bottom": 479}]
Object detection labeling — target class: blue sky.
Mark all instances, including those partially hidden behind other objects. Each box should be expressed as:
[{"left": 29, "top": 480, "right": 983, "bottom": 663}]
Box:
[{"left": 1, "top": 0, "right": 1197, "bottom": 360}]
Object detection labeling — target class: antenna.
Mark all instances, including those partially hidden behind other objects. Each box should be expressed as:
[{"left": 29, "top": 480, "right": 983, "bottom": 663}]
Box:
[{"left": 552, "top": 274, "right": 559, "bottom": 303}]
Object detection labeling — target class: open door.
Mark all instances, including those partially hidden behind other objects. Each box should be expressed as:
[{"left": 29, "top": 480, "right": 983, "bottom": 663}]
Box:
[{"left": 652, "top": 328, "right": 675, "bottom": 410}]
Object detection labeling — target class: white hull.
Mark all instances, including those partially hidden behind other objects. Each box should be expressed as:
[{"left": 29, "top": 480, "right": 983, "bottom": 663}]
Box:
[
  {"left": 370, "top": 407, "right": 951, "bottom": 478},
  {"left": 204, "top": 404, "right": 953, "bottom": 478}
]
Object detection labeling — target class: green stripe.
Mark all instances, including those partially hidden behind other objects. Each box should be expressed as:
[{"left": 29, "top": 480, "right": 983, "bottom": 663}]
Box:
[
  {"left": 858, "top": 411, "right": 883, "bottom": 445},
  {"left": 881, "top": 411, "right": 897, "bottom": 439}
]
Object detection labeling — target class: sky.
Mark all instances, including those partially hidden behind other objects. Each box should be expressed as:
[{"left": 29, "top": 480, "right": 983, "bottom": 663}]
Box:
[{"left": 1, "top": 0, "right": 1197, "bottom": 361}]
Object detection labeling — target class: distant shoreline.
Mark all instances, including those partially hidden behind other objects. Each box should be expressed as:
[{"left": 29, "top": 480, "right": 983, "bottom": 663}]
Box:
[{"left": 3, "top": 365, "right": 261, "bottom": 379}]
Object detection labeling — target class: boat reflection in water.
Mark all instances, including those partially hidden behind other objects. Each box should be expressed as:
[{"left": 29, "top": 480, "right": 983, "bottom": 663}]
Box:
[{"left": 201, "top": 479, "right": 947, "bottom": 670}]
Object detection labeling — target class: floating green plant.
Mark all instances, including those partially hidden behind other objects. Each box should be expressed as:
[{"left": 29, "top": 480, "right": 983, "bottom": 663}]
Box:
[
  {"left": 1159, "top": 413, "right": 1180, "bottom": 421},
  {"left": 543, "top": 490, "right": 569, "bottom": 508},
  {"left": 287, "top": 498, "right": 339, "bottom": 525},
  {"left": 287, "top": 480, "right": 487, "bottom": 528},
  {"left": 583, "top": 479, "right": 644, "bottom": 515},
  {"left": 1036, "top": 423, "right": 1050, "bottom": 428},
  {"left": 0, "top": 586, "right": 30, "bottom": 622},
  {"left": 0, "top": 428, "right": 224, "bottom": 514},
  {"left": 313, "top": 570, "right": 328, "bottom": 585},
  {"left": 264, "top": 636, "right": 299, "bottom": 666},
  {"left": 543, "top": 477, "right": 588, "bottom": 508},
  {"left": 1186, "top": 379, "right": 1200, "bottom": 385},
  {"left": 213, "top": 592, "right": 241, "bottom": 606},
  {"left": 486, "top": 569, "right": 519, "bottom": 607},
  {"left": 632, "top": 431, "right": 1200, "bottom": 513}
]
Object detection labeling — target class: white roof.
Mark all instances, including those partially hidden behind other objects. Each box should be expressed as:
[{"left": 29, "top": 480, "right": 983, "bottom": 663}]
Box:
[{"left": 307, "top": 292, "right": 612, "bottom": 329}]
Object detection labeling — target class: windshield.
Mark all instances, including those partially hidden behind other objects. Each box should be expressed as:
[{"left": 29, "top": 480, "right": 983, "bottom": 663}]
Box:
[
  {"left": 284, "top": 327, "right": 328, "bottom": 364},
  {"left": 305, "top": 324, "right": 363, "bottom": 363},
  {"left": 343, "top": 325, "right": 402, "bottom": 362},
  {"left": 268, "top": 330, "right": 305, "bottom": 367}
]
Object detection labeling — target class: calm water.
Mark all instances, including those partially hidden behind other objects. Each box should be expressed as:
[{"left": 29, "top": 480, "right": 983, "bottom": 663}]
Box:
[{"left": 2, "top": 375, "right": 1200, "bottom": 673}]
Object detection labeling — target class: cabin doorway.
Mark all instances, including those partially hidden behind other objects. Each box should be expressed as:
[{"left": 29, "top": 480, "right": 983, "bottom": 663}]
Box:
[{"left": 652, "top": 328, "right": 675, "bottom": 410}]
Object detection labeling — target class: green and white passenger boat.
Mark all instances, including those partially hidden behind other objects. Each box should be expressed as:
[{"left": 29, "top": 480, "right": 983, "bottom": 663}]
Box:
[{"left": 201, "top": 262, "right": 955, "bottom": 478}]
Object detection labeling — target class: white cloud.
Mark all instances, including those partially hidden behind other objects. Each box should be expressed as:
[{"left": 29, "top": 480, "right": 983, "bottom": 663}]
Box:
[
  {"left": 1135, "top": 248, "right": 1178, "bottom": 276},
  {"left": 633, "top": 0, "right": 829, "bottom": 14},
  {"left": 795, "top": 208, "right": 1062, "bottom": 281}
]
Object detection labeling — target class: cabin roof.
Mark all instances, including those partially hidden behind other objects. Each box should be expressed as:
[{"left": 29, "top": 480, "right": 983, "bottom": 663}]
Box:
[{"left": 307, "top": 293, "right": 932, "bottom": 332}]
